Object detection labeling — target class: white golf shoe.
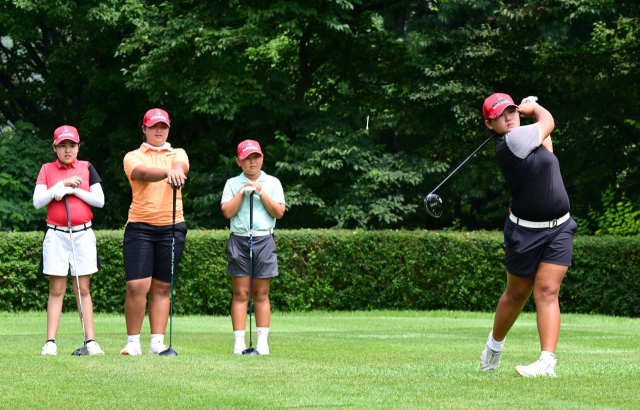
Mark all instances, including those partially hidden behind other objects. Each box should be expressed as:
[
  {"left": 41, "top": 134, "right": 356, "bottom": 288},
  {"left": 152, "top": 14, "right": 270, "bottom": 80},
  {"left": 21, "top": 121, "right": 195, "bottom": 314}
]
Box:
[
  {"left": 120, "top": 341, "right": 142, "bottom": 355},
  {"left": 515, "top": 358, "right": 557, "bottom": 377},
  {"left": 148, "top": 342, "right": 168, "bottom": 355},
  {"left": 85, "top": 341, "right": 105, "bottom": 356},
  {"left": 256, "top": 342, "right": 270, "bottom": 355},
  {"left": 233, "top": 342, "right": 247, "bottom": 355},
  {"left": 480, "top": 332, "right": 502, "bottom": 372},
  {"left": 41, "top": 341, "right": 57, "bottom": 356}
]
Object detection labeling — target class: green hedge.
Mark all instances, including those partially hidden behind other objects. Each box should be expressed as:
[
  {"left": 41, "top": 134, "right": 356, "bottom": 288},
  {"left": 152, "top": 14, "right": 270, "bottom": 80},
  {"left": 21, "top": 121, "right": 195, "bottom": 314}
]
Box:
[{"left": 0, "top": 230, "right": 638, "bottom": 316}]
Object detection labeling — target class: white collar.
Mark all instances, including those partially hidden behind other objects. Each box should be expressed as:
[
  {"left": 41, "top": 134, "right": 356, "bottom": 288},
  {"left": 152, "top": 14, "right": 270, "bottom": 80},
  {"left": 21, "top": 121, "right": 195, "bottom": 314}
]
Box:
[{"left": 144, "top": 142, "right": 172, "bottom": 151}]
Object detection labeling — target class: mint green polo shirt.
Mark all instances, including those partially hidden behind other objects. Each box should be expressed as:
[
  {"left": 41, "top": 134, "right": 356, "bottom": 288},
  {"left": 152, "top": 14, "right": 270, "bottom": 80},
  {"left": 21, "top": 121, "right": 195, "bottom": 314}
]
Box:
[{"left": 221, "top": 171, "right": 286, "bottom": 233}]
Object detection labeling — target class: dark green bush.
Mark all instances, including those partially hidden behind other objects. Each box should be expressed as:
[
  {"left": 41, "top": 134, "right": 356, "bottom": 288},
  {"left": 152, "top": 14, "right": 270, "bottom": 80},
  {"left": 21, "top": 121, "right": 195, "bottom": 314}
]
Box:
[{"left": 0, "top": 230, "right": 638, "bottom": 316}]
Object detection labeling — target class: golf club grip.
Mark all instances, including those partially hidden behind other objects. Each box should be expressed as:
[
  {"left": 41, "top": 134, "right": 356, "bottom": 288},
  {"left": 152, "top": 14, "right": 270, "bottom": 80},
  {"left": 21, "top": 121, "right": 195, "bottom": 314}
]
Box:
[
  {"left": 249, "top": 192, "right": 253, "bottom": 230},
  {"left": 430, "top": 135, "right": 494, "bottom": 195},
  {"left": 64, "top": 196, "right": 71, "bottom": 227},
  {"left": 172, "top": 187, "right": 176, "bottom": 234}
]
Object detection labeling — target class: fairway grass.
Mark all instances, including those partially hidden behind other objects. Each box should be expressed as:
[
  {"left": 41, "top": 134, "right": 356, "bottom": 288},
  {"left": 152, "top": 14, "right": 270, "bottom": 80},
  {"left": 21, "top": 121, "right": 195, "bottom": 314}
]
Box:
[{"left": 1, "top": 311, "right": 639, "bottom": 409}]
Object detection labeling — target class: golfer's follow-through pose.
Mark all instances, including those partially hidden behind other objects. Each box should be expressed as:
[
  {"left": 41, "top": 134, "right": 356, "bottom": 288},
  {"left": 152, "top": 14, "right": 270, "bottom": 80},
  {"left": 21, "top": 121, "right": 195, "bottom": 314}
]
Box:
[
  {"left": 120, "top": 109, "right": 189, "bottom": 355},
  {"left": 480, "top": 94, "right": 577, "bottom": 377},
  {"left": 34, "top": 125, "right": 105, "bottom": 356},
  {"left": 221, "top": 140, "right": 286, "bottom": 355}
]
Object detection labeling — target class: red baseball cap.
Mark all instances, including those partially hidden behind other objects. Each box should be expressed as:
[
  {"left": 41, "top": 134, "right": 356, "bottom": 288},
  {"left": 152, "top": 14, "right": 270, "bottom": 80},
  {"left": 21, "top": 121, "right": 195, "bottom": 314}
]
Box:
[
  {"left": 143, "top": 108, "right": 170, "bottom": 127},
  {"left": 53, "top": 125, "right": 80, "bottom": 145},
  {"left": 237, "top": 140, "right": 263, "bottom": 159},
  {"left": 483, "top": 93, "right": 518, "bottom": 120}
]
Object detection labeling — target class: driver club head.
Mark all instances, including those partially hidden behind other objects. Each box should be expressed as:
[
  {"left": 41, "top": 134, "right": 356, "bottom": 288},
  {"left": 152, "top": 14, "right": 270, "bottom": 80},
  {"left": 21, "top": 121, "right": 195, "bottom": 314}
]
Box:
[
  {"left": 424, "top": 194, "right": 443, "bottom": 218},
  {"left": 71, "top": 346, "right": 87, "bottom": 356},
  {"left": 159, "top": 347, "right": 178, "bottom": 356},
  {"left": 242, "top": 347, "right": 260, "bottom": 355}
]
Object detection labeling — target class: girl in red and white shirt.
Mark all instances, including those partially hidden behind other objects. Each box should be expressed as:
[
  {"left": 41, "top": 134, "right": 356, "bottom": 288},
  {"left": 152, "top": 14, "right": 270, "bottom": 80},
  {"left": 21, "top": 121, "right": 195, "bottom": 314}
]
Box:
[{"left": 33, "top": 125, "right": 105, "bottom": 356}]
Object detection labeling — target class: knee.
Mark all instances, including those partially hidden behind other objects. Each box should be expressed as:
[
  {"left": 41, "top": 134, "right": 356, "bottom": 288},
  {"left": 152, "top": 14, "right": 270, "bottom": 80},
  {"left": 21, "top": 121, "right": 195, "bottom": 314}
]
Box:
[
  {"left": 504, "top": 288, "right": 530, "bottom": 304},
  {"left": 49, "top": 285, "right": 65, "bottom": 298},
  {"left": 535, "top": 285, "right": 560, "bottom": 304},
  {"left": 79, "top": 285, "right": 91, "bottom": 298},
  {"left": 252, "top": 289, "right": 269, "bottom": 303},
  {"left": 127, "top": 285, "right": 148, "bottom": 299},
  {"left": 233, "top": 289, "right": 249, "bottom": 303}
]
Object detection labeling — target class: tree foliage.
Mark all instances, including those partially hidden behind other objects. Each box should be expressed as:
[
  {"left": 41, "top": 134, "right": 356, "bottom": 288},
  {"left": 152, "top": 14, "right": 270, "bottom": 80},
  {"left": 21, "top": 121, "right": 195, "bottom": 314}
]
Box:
[{"left": 0, "top": 0, "right": 638, "bottom": 232}]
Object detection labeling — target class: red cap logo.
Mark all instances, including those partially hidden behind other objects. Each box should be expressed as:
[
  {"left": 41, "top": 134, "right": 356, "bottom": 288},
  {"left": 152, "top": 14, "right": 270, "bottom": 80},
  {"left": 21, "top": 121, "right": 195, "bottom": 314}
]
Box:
[
  {"left": 53, "top": 125, "right": 80, "bottom": 145},
  {"left": 143, "top": 108, "right": 170, "bottom": 127},
  {"left": 483, "top": 93, "right": 518, "bottom": 120},
  {"left": 237, "top": 140, "right": 263, "bottom": 160}
]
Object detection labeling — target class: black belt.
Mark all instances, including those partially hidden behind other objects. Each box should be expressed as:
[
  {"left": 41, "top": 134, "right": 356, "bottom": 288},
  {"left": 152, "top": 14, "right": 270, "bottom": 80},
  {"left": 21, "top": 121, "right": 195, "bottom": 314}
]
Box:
[{"left": 46, "top": 222, "right": 92, "bottom": 233}]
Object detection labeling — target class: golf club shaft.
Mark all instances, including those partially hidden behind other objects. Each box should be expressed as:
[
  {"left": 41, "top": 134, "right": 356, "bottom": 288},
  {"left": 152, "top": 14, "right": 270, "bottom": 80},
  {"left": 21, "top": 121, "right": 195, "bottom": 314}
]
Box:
[
  {"left": 64, "top": 196, "right": 86, "bottom": 345},
  {"left": 248, "top": 192, "right": 254, "bottom": 348},
  {"left": 169, "top": 187, "right": 176, "bottom": 348},
  {"left": 429, "top": 135, "right": 494, "bottom": 195}
]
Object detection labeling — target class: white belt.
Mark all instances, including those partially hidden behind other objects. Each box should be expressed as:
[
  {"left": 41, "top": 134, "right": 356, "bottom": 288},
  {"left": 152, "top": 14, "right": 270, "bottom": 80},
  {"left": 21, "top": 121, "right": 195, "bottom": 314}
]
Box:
[
  {"left": 47, "top": 221, "right": 92, "bottom": 232},
  {"left": 232, "top": 229, "right": 273, "bottom": 237},
  {"left": 509, "top": 212, "right": 570, "bottom": 229}
]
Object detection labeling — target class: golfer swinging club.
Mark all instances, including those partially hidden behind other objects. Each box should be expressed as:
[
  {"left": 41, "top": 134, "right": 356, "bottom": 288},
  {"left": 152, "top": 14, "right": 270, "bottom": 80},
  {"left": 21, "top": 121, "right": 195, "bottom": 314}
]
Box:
[
  {"left": 120, "top": 108, "right": 189, "bottom": 355},
  {"left": 221, "top": 140, "right": 285, "bottom": 355},
  {"left": 479, "top": 94, "right": 577, "bottom": 377}
]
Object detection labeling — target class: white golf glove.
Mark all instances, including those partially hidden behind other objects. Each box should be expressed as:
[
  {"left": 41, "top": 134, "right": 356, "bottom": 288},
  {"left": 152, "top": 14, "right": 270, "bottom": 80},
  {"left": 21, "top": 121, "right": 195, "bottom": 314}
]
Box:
[
  {"left": 520, "top": 96, "right": 538, "bottom": 105},
  {"left": 54, "top": 186, "right": 75, "bottom": 201},
  {"left": 240, "top": 186, "right": 257, "bottom": 195}
]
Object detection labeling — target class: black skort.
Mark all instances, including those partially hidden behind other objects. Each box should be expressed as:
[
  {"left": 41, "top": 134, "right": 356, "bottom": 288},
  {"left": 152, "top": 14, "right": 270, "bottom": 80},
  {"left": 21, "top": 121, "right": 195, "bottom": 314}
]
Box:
[
  {"left": 226, "top": 233, "right": 278, "bottom": 278},
  {"left": 123, "top": 222, "right": 187, "bottom": 283},
  {"left": 504, "top": 216, "right": 578, "bottom": 278}
]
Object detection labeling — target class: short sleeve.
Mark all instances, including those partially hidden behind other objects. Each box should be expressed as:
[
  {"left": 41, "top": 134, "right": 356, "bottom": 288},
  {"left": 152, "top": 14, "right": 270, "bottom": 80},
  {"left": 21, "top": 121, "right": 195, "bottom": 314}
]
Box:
[
  {"left": 271, "top": 177, "right": 285, "bottom": 204},
  {"left": 173, "top": 149, "right": 190, "bottom": 170},
  {"left": 88, "top": 164, "right": 102, "bottom": 186},
  {"left": 221, "top": 180, "right": 235, "bottom": 204},
  {"left": 35, "top": 164, "right": 47, "bottom": 185},
  {"left": 505, "top": 124, "right": 540, "bottom": 159},
  {"left": 123, "top": 152, "right": 143, "bottom": 179}
]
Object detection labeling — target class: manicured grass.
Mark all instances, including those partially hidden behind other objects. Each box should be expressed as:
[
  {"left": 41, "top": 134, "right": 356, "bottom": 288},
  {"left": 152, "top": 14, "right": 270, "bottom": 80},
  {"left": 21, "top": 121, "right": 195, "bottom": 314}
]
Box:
[{"left": 1, "top": 310, "right": 639, "bottom": 409}]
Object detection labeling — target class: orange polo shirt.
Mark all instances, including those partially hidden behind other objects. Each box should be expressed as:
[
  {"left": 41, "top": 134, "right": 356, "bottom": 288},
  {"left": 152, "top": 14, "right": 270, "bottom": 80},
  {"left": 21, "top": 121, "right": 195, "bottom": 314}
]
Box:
[{"left": 123, "top": 143, "right": 189, "bottom": 226}]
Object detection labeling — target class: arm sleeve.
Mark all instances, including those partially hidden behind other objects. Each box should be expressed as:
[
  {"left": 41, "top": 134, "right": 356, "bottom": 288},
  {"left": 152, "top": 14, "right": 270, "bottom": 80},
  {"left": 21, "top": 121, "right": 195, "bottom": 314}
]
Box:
[
  {"left": 33, "top": 182, "right": 64, "bottom": 209},
  {"left": 173, "top": 149, "right": 190, "bottom": 171},
  {"left": 505, "top": 124, "right": 540, "bottom": 159},
  {"left": 221, "top": 180, "right": 235, "bottom": 204},
  {"left": 73, "top": 183, "right": 105, "bottom": 208},
  {"left": 88, "top": 164, "right": 102, "bottom": 185},
  {"left": 123, "top": 152, "right": 143, "bottom": 179},
  {"left": 271, "top": 178, "right": 286, "bottom": 204}
]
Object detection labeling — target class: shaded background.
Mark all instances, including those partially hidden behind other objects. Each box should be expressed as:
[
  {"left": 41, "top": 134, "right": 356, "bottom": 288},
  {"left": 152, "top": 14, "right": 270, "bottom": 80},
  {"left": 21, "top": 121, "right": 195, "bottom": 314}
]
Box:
[{"left": 1, "top": 0, "right": 638, "bottom": 233}]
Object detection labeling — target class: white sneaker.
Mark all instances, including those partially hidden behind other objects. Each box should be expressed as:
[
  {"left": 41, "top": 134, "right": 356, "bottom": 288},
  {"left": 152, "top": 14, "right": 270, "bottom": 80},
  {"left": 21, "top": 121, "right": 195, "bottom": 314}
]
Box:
[
  {"left": 120, "top": 341, "right": 142, "bottom": 355},
  {"left": 256, "top": 343, "right": 269, "bottom": 355},
  {"left": 480, "top": 332, "right": 502, "bottom": 372},
  {"left": 41, "top": 341, "right": 57, "bottom": 356},
  {"left": 515, "top": 358, "right": 557, "bottom": 377},
  {"left": 234, "top": 343, "right": 247, "bottom": 355},
  {"left": 148, "top": 342, "right": 168, "bottom": 355},
  {"left": 85, "top": 341, "right": 105, "bottom": 355}
]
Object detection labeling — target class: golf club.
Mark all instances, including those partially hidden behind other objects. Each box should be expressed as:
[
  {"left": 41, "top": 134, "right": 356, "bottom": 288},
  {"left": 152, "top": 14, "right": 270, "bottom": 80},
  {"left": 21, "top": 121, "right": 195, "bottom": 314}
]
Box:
[
  {"left": 424, "top": 134, "right": 495, "bottom": 218},
  {"left": 242, "top": 191, "right": 259, "bottom": 355},
  {"left": 65, "top": 196, "right": 87, "bottom": 356},
  {"left": 160, "top": 182, "right": 179, "bottom": 356}
]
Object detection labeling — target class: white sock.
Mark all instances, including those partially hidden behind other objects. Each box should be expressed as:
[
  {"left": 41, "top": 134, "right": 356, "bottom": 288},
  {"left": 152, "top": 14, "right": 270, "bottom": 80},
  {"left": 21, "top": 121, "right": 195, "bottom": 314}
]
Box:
[
  {"left": 540, "top": 351, "right": 555, "bottom": 363},
  {"left": 150, "top": 334, "right": 164, "bottom": 345},
  {"left": 234, "top": 330, "right": 246, "bottom": 345},
  {"left": 127, "top": 334, "right": 140, "bottom": 344},
  {"left": 257, "top": 327, "right": 269, "bottom": 345},
  {"left": 489, "top": 333, "right": 505, "bottom": 352}
]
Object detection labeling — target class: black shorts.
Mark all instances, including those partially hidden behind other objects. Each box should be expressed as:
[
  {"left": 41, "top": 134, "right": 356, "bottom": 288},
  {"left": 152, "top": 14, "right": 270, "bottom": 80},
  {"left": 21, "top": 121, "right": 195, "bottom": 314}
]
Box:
[
  {"left": 504, "top": 216, "right": 578, "bottom": 278},
  {"left": 123, "top": 222, "right": 187, "bottom": 283},
  {"left": 226, "top": 233, "right": 278, "bottom": 278}
]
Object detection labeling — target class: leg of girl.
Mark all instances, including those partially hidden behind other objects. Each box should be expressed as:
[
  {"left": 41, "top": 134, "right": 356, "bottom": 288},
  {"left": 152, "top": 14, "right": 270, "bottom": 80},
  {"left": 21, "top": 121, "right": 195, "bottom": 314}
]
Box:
[
  {"left": 252, "top": 278, "right": 271, "bottom": 355},
  {"left": 515, "top": 262, "right": 568, "bottom": 377}
]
